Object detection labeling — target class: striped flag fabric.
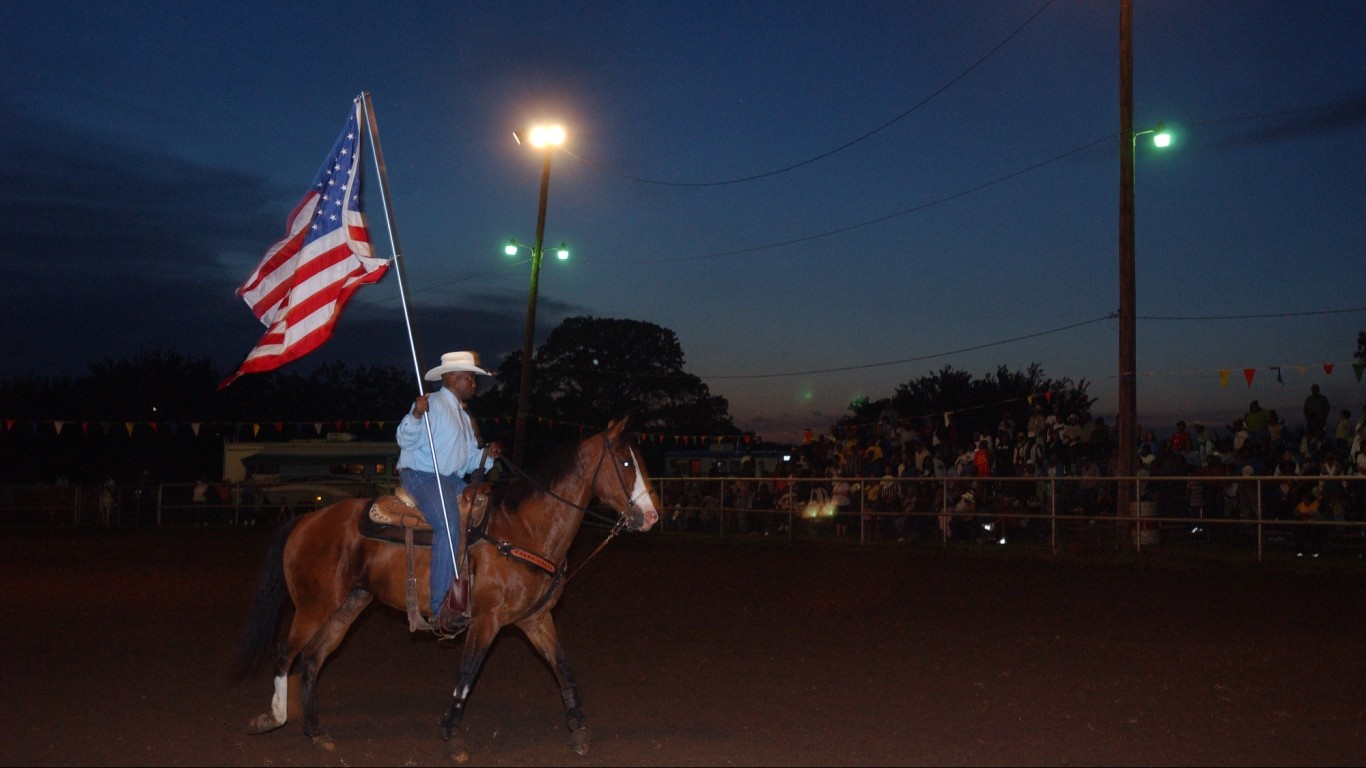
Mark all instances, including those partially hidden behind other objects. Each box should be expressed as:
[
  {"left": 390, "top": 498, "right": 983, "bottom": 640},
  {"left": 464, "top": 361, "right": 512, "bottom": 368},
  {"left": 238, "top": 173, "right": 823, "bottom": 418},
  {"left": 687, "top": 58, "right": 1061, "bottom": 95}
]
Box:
[{"left": 221, "top": 102, "right": 389, "bottom": 388}]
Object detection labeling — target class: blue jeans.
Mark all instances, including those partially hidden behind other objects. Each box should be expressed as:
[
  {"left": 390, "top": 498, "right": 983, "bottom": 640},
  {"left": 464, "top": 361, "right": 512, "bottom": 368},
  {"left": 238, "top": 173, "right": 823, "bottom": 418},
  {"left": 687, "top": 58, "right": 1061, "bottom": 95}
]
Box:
[{"left": 400, "top": 469, "right": 466, "bottom": 613}]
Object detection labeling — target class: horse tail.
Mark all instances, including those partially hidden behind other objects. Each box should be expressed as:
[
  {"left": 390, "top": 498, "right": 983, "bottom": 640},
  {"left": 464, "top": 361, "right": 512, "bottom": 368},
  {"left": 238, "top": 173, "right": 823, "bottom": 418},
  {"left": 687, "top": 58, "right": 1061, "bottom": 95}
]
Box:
[{"left": 230, "top": 514, "right": 303, "bottom": 680}]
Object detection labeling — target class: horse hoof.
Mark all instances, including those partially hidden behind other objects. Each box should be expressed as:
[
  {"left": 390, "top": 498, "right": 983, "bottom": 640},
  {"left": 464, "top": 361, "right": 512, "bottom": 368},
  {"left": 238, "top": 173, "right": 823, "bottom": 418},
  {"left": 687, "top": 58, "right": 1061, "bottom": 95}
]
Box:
[
  {"left": 245, "top": 714, "right": 282, "bottom": 735},
  {"left": 311, "top": 733, "right": 335, "bottom": 751},
  {"left": 570, "top": 726, "right": 591, "bottom": 756}
]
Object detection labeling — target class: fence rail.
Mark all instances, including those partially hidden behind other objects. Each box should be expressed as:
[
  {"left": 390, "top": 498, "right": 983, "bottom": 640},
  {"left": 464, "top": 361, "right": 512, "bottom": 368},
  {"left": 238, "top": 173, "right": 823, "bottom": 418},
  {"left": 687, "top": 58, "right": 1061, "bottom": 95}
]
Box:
[
  {"left": 650, "top": 473, "right": 1366, "bottom": 561},
  {"left": 4, "top": 473, "right": 1364, "bottom": 562}
]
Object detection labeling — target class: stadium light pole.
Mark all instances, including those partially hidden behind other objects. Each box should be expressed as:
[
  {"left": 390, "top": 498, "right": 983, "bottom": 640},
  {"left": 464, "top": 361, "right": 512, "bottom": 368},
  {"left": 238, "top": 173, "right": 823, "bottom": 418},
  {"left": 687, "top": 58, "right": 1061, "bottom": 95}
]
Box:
[{"left": 511, "top": 124, "right": 566, "bottom": 465}]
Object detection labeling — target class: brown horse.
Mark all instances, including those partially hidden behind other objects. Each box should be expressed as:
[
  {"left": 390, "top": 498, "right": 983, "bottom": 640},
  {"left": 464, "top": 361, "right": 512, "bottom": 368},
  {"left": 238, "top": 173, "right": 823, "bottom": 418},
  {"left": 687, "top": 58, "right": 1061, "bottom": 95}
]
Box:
[{"left": 231, "top": 418, "right": 659, "bottom": 762}]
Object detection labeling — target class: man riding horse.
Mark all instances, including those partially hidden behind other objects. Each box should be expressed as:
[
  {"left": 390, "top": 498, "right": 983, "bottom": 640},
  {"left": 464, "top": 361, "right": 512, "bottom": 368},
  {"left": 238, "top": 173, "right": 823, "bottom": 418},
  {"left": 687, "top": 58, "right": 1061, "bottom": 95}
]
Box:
[{"left": 396, "top": 350, "right": 502, "bottom": 633}]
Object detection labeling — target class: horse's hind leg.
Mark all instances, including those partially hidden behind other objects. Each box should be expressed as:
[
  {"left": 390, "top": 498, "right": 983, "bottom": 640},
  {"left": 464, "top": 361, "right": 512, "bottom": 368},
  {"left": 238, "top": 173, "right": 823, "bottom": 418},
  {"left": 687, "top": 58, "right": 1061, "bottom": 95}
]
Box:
[
  {"left": 296, "top": 589, "right": 373, "bottom": 750},
  {"left": 246, "top": 656, "right": 293, "bottom": 735},
  {"left": 519, "top": 613, "right": 591, "bottom": 756}
]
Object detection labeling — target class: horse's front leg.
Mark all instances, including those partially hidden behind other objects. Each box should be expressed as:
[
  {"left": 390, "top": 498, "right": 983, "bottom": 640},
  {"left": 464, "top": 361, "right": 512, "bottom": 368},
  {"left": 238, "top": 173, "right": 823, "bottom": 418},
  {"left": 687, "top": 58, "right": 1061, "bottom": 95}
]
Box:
[
  {"left": 519, "top": 612, "right": 590, "bottom": 756},
  {"left": 441, "top": 618, "right": 500, "bottom": 763}
]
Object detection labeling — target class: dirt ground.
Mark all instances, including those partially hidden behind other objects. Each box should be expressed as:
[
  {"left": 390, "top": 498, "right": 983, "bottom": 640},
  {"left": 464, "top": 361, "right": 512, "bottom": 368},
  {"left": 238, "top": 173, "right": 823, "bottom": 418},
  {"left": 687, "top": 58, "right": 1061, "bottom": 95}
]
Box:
[{"left": 2, "top": 526, "right": 1363, "bottom": 767}]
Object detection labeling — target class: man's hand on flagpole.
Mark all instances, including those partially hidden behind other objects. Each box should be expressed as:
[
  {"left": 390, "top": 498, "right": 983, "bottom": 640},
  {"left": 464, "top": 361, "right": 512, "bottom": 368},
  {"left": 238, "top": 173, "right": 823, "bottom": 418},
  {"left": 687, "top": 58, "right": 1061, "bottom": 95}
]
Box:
[{"left": 411, "top": 394, "right": 430, "bottom": 418}]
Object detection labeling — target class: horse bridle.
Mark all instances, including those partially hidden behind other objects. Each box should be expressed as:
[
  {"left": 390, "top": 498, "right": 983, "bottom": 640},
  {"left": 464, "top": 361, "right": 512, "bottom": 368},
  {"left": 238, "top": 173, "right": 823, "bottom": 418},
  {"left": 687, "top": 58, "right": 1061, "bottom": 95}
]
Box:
[
  {"left": 597, "top": 431, "right": 654, "bottom": 531},
  {"left": 496, "top": 430, "right": 651, "bottom": 532},
  {"left": 487, "top": 430, "right": 652, "bottom": 592}
]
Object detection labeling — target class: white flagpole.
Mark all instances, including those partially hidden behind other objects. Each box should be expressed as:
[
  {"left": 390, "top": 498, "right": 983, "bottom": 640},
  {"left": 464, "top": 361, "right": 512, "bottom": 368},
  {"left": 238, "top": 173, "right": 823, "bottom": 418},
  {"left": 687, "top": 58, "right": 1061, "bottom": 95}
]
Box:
[{"left": 358, "top": 92, "right": 460, "bottom": 583}]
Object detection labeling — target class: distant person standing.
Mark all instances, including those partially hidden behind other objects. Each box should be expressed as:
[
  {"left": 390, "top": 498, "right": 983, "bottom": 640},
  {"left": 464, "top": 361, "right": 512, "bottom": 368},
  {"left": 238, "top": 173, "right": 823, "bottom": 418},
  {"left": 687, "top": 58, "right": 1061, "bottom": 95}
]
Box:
[
  {"left": 1243, "top": 400, "right": 1270, "bottom": 445},
  {"left": 1303, "top": 384, "right": 1331, "bottom": 439},
  {"left": 1333, "top": 409, "right": 1353, "bottom": 457}
]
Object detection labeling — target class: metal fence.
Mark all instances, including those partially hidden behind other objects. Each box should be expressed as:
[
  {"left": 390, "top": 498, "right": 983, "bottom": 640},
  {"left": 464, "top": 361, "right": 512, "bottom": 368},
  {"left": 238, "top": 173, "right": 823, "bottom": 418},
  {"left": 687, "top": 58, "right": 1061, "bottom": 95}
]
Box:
[
  {"left": 0, "top": 480, "right": 361, "bottom": 529},
  {"left": 5, "top": 473, "right": 1365, "bottom": 562},
  {"left": 651, "top": 473, "right": 1366, "bottom": 561}
]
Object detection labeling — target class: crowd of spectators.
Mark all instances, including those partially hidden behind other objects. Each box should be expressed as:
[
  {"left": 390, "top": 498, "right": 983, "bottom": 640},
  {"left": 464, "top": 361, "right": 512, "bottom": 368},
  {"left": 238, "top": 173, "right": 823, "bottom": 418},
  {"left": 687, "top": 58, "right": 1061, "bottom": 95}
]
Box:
[{"left": 660, "top": 386, "right": 1366, "bottom": 550}]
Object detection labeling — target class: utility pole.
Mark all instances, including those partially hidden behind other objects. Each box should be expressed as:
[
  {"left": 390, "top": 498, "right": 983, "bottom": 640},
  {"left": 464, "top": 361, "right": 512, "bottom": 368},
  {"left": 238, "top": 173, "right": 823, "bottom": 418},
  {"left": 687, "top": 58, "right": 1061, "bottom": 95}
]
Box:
[{"left": 1117, "top": 0, "right": 1136, "bottom": 521}]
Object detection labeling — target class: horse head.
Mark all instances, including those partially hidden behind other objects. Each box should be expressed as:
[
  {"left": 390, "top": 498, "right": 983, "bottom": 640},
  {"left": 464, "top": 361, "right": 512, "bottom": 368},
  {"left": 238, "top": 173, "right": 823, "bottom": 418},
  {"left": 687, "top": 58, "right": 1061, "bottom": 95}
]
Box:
[{"left": 591, "top": 418, "right": 659, "bottom": 531}]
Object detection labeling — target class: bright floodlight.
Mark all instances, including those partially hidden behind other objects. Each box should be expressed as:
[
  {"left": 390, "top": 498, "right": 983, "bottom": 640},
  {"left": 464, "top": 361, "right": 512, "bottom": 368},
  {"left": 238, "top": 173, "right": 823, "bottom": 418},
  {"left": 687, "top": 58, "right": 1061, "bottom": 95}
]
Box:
[
  {"left": 554, "top": 243, "right": 569, "bottom": 261},
  {"left": 504, "top": 240, "right": 519, "bottom": 256},
  {"left": 527, "top": 124, "right": 566, "bottom": 148},
  {"left": 1152, "top": 122, "right": 1172, "bottom": 148}
]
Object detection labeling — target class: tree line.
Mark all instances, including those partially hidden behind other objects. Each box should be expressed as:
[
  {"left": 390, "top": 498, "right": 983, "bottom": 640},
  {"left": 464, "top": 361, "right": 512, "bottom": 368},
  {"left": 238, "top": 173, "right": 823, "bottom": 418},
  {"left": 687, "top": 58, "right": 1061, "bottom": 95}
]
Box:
[{"left": 0, "top": 315, "right": 1101, "bottom": 484}]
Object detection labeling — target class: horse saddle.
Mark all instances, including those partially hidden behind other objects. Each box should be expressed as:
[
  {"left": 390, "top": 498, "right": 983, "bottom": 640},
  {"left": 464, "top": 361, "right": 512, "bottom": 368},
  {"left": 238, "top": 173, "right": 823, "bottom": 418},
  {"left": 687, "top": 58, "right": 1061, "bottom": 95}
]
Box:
[{"left": 359, "top": 483, "right": 492, "bottom": 547}]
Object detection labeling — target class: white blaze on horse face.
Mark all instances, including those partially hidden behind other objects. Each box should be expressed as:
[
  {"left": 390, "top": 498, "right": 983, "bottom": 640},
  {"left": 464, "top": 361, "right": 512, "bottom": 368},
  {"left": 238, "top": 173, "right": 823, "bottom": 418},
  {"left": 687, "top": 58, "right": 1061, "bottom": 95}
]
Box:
[{"left": 628, "top": 448, "right": 659, "bottom": 530}]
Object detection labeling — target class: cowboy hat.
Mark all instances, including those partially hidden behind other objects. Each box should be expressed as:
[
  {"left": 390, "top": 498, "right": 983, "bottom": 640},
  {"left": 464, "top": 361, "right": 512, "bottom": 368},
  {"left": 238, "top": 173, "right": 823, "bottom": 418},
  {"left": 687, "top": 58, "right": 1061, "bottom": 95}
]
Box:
[{"left": 424, "top": 351, "right": 495, "bottom": 380}]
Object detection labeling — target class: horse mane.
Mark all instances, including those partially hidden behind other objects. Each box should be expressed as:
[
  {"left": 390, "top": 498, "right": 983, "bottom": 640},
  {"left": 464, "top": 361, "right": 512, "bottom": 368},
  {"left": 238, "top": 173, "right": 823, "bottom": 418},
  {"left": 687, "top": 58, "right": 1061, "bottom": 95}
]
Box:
[{"left": 492, "top": 427, "right": 622, "bottom": 513}]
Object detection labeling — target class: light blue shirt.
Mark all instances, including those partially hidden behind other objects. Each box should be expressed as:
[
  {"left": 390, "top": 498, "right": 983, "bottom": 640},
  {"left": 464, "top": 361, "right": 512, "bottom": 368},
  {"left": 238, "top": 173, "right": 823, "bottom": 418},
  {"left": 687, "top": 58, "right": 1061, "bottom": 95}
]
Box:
[{"left": 395, "top": 387, "right": 491, "bottom": 477}]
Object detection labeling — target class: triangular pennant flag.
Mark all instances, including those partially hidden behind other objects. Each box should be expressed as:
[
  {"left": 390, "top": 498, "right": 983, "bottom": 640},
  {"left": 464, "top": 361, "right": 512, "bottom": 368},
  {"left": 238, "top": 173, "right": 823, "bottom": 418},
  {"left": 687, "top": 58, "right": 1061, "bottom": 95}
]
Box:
[
  {"left": 313, "top": 422, "right": 323, "bottom": 434},
  {"left": 273, "top": 422, "right": 284, "bottom": 433},
  {"left": 125, "top": 422, "right": 135, "bottom": 436},
  {"left": 1271, "top": 366, "right": 1283, "bottom": 384},
  {"left": 191, "top": 422, "right": 201, "bottom": 436},
  {"left": 1219, "top": 370, "right": 1230, "bottom": 388},
  {"left": 1354, "top": 362, "right": 1366, "bottom": 383},
  {"left": 1295, "top": 365, "right": 1308, "bottom": 376},
  {"left": 1243, "top": 368, "right": 1256, "bottom": 387},
  {"left": 149, "top": 421, "right": 158, "bottom": 433},
  {"left": 81, "top": 422, "right": 89, "bottom": 434},
  {"left": 4, "top": 419, "right": 12, "bottom": 431},
  {"left": 54, "top": 421, "right": 65, "bottom": 435},
  {"left": 334, "top": 420, "right": 344, "bottom": 431},
  {"left": 1045, "top": 391, "right": 1053, "bottom": 403},
  {"left": 252, "top": 423, "right": 261, "bottom": 437},
  {"left": 1323, "top": 363, "right": 1334, "bottom": 375}
]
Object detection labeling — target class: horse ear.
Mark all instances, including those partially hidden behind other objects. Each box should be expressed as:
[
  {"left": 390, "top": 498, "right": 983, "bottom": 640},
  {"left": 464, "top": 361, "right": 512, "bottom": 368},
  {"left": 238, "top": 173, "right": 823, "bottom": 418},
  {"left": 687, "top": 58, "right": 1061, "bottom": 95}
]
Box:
[{"left": 607, "top": 417, "right": 628, "bottom": 437}]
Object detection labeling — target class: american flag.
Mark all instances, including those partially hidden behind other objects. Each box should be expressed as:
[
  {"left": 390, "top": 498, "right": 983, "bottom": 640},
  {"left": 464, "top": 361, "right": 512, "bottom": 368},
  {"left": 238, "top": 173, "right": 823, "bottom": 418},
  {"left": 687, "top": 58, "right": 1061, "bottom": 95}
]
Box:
[{"left": 221, "top": 102, "right": 389, "bottom": 388}]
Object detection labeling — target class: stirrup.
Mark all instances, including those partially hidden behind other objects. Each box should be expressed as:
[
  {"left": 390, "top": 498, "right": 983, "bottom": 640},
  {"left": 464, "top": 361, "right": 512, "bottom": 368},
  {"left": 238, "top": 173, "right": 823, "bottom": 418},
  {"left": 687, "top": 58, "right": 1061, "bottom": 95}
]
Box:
[{"left": 429, "top": 609, "right": 472, "bottom": 637}]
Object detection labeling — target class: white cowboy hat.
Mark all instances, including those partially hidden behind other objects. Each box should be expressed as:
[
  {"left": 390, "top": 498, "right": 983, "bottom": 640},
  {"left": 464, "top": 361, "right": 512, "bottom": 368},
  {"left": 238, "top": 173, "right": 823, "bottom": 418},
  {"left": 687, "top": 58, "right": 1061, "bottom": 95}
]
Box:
[{"left": 424, "top": 350, "right": 495, "bottom": 381}]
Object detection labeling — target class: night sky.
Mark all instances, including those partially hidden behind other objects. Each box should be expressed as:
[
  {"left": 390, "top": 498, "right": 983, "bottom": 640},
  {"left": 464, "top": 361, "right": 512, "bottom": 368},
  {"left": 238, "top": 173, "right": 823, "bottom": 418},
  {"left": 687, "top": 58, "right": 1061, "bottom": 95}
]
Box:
[{"left": 4, "top": 1, "right": 1364, "bottom": 443}]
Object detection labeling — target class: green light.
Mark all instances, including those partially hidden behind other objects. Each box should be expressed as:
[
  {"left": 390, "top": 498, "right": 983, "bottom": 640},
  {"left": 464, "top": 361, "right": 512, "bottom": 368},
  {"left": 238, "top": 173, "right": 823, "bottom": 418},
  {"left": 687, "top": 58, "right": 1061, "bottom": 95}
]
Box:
[
  {"left": 554, "top": 242, "right": 569, "bottom": 261},
  {"left": 504, "top": 240, "right": 519, "bottom": 256},
  {"left": 1152, "top": 122, "right": 1171, "bottom": 148}
]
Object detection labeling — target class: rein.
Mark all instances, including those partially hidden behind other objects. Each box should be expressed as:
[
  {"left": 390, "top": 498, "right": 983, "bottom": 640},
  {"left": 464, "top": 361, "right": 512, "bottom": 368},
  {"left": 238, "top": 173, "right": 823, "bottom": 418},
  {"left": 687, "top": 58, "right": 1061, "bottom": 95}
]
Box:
[
  {"left": 487, "top": 432, "right": 641, "bottom": 585},
  {"left": 496, "top": 432, "right": 641, "bottom": 530}
]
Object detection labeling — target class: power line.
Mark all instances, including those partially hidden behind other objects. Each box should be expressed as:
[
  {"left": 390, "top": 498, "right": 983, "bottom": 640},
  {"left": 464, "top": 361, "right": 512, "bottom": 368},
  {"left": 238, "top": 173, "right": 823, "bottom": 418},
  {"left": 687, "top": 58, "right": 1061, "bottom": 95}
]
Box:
[
  {"left": 362, "top": 96, "right": 1364, "bottom": 302},
  {"left": 562, "top": 0, "right": 1060, "bottom": 187},
  {"left": 1138, "top": 306, "right": 1366, "bottom": 321},
  {"left": 608, "top": 315, "right": 1114, "bottom": 382},
  {"left": 589, "top": 306, "right": 1366, "bottom": 382},
  {"left": 613, "top": 133, "right": 1112, "bottom": 266}
]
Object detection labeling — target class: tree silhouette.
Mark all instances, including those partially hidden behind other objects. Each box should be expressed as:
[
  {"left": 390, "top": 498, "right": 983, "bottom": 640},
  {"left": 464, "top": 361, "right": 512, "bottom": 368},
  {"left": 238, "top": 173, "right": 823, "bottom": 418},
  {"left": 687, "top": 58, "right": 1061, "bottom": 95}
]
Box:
[{"left": 474, "top": 316, "right": 737, "bottom": 464}]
